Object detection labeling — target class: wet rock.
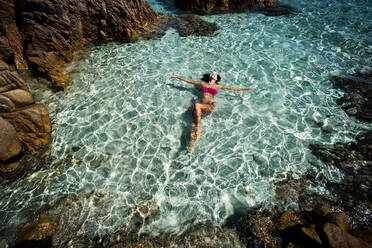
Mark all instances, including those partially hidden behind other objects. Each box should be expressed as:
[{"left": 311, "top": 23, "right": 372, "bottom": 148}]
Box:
[
  {"left": 322, "top": 223, "right": 371, "bottom": 248},
  {"left": 1, "top": 89, "right": 34, "bottom": 108},
  {"left": 332, "top": 72, "right": 372, "bottom": 122},
  {"left": 102, "top": 221, "right": 245, "bottom": 248},
  {"left": 236, "top": 209, "right": 281, "bottom": 248},
  {"left": 1, "top": 104, "right": 52, "bottom": 151},
  {"left": 274, "top": 174, "right": 311, "bottom": 211},
  {"left": 275, "top": 211, "right": 304, "bottom": 231},
  {"left": 0, "top": 116, "right": 22, "bottom": 161},
  {"left": 174, "top": 0, "right": 277, "bottom": 13},
  {"left": 314, "top": 205, "right": 332, "bottom": 219}
]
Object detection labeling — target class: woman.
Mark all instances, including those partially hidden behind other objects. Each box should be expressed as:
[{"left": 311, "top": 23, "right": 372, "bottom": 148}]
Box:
[{"left": 171, "top": 72, "right": 256, "bottom": 150}]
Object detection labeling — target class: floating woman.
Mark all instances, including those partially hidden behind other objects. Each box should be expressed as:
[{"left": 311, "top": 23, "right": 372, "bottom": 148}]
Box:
[{"left": 171, "top": 72, "right": 256, "bottom": 150}]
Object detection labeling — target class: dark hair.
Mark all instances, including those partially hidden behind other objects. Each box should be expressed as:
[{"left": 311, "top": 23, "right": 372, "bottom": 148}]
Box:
[{"left": 201, "top": 73, "right": 221, "bottom": 83}]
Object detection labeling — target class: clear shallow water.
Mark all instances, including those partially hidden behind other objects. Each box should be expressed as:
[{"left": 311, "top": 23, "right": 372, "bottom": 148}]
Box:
[{"left": 1, "top": 0, "right": 372, "bottom": 240}]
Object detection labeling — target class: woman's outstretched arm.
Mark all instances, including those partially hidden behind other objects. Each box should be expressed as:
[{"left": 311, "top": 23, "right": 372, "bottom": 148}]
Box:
[
  {"left": 220, "top": 84, "right": 256, "bottom": 91},
  {"left": 171, "top": 75, "right": 204, "bottom": 86}
]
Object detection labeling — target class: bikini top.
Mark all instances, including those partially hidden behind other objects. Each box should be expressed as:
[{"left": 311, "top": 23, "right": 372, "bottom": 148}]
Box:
[{"left": 200, "top": 86, "right": 218, "bottom": 95}]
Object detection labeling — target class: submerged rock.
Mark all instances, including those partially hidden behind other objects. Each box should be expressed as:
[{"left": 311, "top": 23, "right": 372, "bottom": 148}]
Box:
[
  {"left": 309, "top": 131, "right": 372, "bottom": 170},
  {"left": 332, "top": 72, "right": 372, "bottom": 122},
  {"left": 309, "top": 131, "right": 372, "bottom": 232},
  {"left": 174, "top": 0, "right": 277, "bottom": 13},
  {"left": 142, "top": 14, "right": 219, "bottom": 39},
  {"left": 11, "top": 191, "right": 244, "bottom": 248},
  {"left": 16, "top": 217, "right": 57, "bottom": 246}
]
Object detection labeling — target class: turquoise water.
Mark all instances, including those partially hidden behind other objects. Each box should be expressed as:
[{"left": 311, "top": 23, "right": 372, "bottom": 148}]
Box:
[{"left": 1, "top": 0, "right": 372, "bottom": 240}]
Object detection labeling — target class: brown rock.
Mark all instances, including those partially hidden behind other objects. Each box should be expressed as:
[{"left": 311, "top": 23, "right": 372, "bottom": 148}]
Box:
[
  {"left": 314, "top": 205, "right": 332, "bottom": 218},
  {"left": 0, "top": 36, "right": 13, "bottom": 64},
  {"left": 0, "top": 160, "right": 21, "bottom": 173},
  {"left": 16, "top": 216, "right": 57, "bottom": 243},
  {"left": 1, "top": 104, "right": 52, "bottom": 151},
  {"left": 0, "top": 69, "right": 28, "bottom": 93},
  {"left": 1, "top": 89, "right": 35, "bottom": 108},
  {"left": 0, "top": 116, "right": 22, "bottom": 161},
  {"left": 322, "top": 223, "right": 371, "bottom": 248},
  {"left": 325, "top": 212, "right": 350, "bottom": 232},
  {"left": 276, "top": 210, "right": 304, "bottom": 231},
  {"left": 0, "top": 60, "right": 8, "bottom": 70},
  {"left": 0, "top": 94, "right": 16, "bottom": 112},
  {"left": 0, "top": 0, "right": 27, "bottom": 68},
  {"left": 350, "top": 228, "right": 372, "bottom": 244},
  {"left": 19, "top": 0, "right": 157, "bottom": 85}
]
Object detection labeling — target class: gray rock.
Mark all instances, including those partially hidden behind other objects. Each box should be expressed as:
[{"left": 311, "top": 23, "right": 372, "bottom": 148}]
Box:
[
  {"left": 1, "top": 89, "right": 34, "bottom": 108},
  {"left": 0, "top": 116, "right": 22, "bottom": 161}
]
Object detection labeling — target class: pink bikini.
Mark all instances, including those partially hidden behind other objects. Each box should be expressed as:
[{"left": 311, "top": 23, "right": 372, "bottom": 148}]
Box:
[
  {"left": 200, "top": 86, "right": 218, "bottom": 95},
  {"left": 191, "top": 86, "right": 217, "bottom": 106}
]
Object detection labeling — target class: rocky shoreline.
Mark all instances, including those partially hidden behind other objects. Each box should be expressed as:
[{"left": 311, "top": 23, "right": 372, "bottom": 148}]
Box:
[{"left": 1, "top": 0, "right": 371, "bottom": 247}]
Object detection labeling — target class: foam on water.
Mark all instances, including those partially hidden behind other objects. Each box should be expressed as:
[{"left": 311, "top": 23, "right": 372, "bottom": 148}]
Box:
[{"left": 1, "top": 0, "right": 372, "bottom": 239}]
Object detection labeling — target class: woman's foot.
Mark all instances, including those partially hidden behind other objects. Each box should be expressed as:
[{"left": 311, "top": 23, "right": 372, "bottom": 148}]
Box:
[{"left": 188, "top": 140, "right": 195, "bottom": 150}]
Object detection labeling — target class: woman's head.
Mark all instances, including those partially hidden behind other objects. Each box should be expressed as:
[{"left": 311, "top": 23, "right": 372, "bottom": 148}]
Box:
[{"left": 201, "top": 72, "right": 221, "bottom": 83}]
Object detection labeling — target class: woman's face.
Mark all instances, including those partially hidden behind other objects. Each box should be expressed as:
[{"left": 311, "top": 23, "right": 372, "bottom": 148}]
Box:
[{"left": 209, "top": 72, "right": 218, "bottom": 81}]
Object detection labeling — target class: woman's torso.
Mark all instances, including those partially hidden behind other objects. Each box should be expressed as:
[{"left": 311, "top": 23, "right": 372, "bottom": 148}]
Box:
[{"left": 199, "top": 84, "right": 220, "bottom": 104}]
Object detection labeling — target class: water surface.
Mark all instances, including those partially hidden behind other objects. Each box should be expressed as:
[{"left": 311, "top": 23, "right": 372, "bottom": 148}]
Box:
[{"left": 1, "top": 0, "right": 371, "bottom": 240}]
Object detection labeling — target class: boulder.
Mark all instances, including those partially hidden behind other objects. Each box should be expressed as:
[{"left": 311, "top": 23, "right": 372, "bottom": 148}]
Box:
[
  {"left": 350, "top": 228, "right": 372, "bottom": 244},
  {"left": 0, "top": 116, "right": 22, "bottom": 161},
  {"left": 1, "top": 89, "right": 35, "bottom": 108},
  {"left": 325, "top": 212, "right": 350, "bottom": 232},
  {"left": 322, "top": 223, "right": 371, "bottom": 248},
  {"left": 0, "top": 69, "right": 28, "bottom": 93},
  {"left": 314, "top": 205, "right": 332, "bottom": 219},
  {"left": 1, "top": 104, "right": 52, "bottom": 151},
  {"left": 0, "top": 94, "right": 16, "bottom": 112}
]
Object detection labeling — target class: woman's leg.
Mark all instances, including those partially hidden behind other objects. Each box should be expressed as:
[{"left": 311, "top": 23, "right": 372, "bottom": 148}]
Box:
[{"left": 188, "top": 103, "right": 213, "bottom": 150}]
